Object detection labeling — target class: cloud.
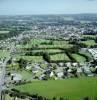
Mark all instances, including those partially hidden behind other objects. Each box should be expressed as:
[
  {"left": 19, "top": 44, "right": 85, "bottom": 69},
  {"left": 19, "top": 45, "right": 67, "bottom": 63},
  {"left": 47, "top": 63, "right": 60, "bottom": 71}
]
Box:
[{"left": 87, "top": 0, "right": 96, "bottom": 1}]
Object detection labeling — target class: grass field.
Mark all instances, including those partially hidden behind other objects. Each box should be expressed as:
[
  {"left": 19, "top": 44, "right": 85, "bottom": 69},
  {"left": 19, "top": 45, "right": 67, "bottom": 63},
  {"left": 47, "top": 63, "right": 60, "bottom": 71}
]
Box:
[
  {"left": 0, "top": 50, "right": 10, "bottom": 58},
  {"left": 13, "top": 39, "right": 94, "bottom": 63},
  {"left": 81, "top": 40, "right": 96, "bottom": 47},
  {"left": 72, "top": 53, "right": 86, "bottom": 62},
  {"left": 0, "top": 31, "right": 9, "bottom": 34},
  {"left": 16, "top": 56, "right": 44, "bottom": 62},
  {"left": 79, "top": 51, "right": 92, "bottom": 61},
  {"left": 15, "top": 77, "right": 97, "bottom": 100},
  {"left": 50, "top": 53, "right": 70, "bottom": 61},
  {"left": 31, "top": 39, "right": 50, "bottom": 45},
  {"left": 31, "top": 49, "right": 62, "bottom": 53},
  {"left": 82, "top": 35, "right": 97, "bottom": 39},
  {"left": 39, "top": 44, "right": 73, "bottom": 49},
  {"left": 18, "top": 70, "right": 33, "bottom": 80},
  {"left": 17, "top": 39, "right": 73, "bottom": 49},
  {"left": 5, "top": 95, "right": 29, "bottom": 100}
]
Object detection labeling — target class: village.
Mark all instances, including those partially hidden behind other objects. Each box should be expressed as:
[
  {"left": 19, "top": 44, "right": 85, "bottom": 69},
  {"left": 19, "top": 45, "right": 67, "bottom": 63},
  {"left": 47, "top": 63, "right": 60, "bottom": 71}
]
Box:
[
  {"left": 0, "top": 14, "right": 97, "bottom": 100},
  {"left": 0, "top": 18, "right": 97, "bottom": 83}
]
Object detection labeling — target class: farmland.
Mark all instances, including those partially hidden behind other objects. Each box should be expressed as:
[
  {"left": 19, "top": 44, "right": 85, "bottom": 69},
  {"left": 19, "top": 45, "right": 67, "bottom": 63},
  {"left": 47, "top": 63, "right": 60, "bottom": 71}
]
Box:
[
  {"left": 0, "top": 50, "right": 10, "bottom": 59},
  {"left": 81, "top": 40, "right": 96, "bottom": 47},
  {"left": 15, "top": 77, "right": 97, "bottom": 100},
  {"left": 0, "top": 31, "right": 9, "bottom": 34},
  {"left": 71, "top": 54, "right": 86, "bottom": 62},
  {"left": 15, "top": 39, "right": 91, "bottom": 63},
  {"left": 0, "top": 14, "right": 97, "bottom": 100}
]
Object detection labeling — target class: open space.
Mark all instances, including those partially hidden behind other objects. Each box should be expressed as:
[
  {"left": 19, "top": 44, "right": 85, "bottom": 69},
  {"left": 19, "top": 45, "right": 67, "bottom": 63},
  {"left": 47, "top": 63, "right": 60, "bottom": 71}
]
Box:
[
  {"left": 15, "top": 77, "right": 97, "bottom": 100},
  {"left": 0, "top": 31, "right": 9, "bottom": 34}
]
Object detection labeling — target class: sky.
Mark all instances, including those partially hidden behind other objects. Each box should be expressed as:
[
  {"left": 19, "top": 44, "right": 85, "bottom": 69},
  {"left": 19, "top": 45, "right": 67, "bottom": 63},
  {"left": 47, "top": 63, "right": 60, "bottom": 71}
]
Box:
[{"left": 0, "top": 0, "right": 97, "bottom": 15}]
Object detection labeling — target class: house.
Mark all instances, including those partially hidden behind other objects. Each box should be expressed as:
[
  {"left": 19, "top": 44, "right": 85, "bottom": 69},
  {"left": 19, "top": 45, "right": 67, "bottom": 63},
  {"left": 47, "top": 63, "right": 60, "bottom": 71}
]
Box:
[
  {"left": 77, "top": 67, "right": 82, "bottom": 73},
  {"left": 77, "top": 67, "right": 83, "bottom": 76},
  {"left": 58, "top": 63, "right": 64, "bottom": 67},
  {"left": 67, "top": 68, "right": 72, "bottom": 73},
  {"left": 57, "top": 72, "right": 64, "bottom": 78},
  {"left": 66, "top": 62, "right": 72, "bottom": 67},
  {"left": 83, "top": 66, "right": 94, "bottom": 77},
  {"left": 11, "top": 73, "right": 22, "bottom": 82},
  {"left": 26, "top": 65, "right": 32, "bottom": 70},
  {"left": 32, "top": 67, "right": 39, "bottom": 74},
  {"left": 50, "top": 71, "right": 54, "bottom": 77},
  {"left": 72, "top": 63, "right": 78, "bottom": 67}
]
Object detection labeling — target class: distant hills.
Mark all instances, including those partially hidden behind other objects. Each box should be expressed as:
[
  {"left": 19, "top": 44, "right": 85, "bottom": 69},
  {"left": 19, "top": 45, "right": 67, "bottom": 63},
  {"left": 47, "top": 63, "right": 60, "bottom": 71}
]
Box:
[{"left": 0, "top": 13, "right": 97, "bottom": 22}]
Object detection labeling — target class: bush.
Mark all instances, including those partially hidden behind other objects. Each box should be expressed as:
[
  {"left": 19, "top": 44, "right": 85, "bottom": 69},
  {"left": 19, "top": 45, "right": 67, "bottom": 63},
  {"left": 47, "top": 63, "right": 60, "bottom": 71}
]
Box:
[
  {"left": 65, "top": 51, "right": 76, "bottom": 62},
  {"left": 43, "top": 52, "right": 50, "bottom": 62},
  {"left": 83, "top": 96, "right": 89, "bottom": 100},
  {"left": 53, "top": 97, "right": 57, "bottom": 100}
]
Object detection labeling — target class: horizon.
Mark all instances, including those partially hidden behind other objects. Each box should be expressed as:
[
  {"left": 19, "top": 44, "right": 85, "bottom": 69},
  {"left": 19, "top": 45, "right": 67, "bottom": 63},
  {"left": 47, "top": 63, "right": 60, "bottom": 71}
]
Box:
[
  {"left": 0, "top": 0, "right": 97, "bottom": 15},
  {"left": 0, "top": 13, "right": 97, "bottom": 16}
]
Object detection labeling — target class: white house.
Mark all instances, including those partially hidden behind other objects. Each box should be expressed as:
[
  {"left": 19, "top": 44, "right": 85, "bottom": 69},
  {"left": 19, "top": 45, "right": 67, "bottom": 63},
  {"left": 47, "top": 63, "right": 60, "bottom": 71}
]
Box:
[
  {"left": 50, "top": 71, "right": 54, "bottom": 77},
  {"left": 57, "top": 72, "right": 64, "bottom": 78}
]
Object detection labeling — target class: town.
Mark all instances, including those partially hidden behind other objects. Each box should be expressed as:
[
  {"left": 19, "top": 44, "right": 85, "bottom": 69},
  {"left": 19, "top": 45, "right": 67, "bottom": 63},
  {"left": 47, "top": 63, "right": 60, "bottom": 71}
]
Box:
[{"left": 0, "top": 14, "right": 97, "bottom": 100}]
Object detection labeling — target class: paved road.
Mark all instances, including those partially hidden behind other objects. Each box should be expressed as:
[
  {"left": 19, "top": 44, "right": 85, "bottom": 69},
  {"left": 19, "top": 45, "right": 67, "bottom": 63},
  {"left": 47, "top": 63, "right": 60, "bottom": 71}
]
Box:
[
  {"left": 0, "top": 57, "right": 11, "bottom": 87},
  {"left": 0, "top": 44, "right": 15, "bottom": 100}
]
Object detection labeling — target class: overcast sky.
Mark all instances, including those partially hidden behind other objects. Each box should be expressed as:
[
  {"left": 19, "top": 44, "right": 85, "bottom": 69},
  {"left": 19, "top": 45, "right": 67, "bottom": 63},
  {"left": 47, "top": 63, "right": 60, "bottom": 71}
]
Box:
[{"left": 0, "top": 0, "right": 97, "bottom": 15}]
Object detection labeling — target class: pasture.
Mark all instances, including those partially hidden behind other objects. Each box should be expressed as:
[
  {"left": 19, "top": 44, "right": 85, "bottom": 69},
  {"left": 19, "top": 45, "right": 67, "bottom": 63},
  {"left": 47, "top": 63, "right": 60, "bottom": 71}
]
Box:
[{"left": 15, "top": 77, "right": 97, "bottom": 100}]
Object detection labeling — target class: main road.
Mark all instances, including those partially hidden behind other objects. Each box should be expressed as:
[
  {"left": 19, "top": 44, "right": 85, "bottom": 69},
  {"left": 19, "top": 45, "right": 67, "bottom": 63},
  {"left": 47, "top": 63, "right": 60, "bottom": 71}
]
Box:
[{"left": 0, "top": 43, "right": 15, "bottom": 100}]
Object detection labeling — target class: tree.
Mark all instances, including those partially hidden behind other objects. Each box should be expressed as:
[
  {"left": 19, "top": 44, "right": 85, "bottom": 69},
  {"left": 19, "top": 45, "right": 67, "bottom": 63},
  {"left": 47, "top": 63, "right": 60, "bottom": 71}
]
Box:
[
  {"left": 43, "top": 52, "right": 50, "bottom": 63},
  {"left": 49, "top": 40, "right": 53, "bottom": 45},
  {"left": 18, "top": 58, "right": 27, "bottom": 69},
  {"left": 95, "top": 37, "right": 97, "bottom": 43},
  {"left": 53, "top": 97, "right": 57, "bottom": 100},
  {"left": 83, "top": 96, "right": 89, "bottom": 100}
]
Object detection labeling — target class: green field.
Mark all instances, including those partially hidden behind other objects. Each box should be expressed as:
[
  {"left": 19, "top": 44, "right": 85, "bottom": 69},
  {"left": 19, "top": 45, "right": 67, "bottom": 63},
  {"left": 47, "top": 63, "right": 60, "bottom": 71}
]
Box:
[
  {"left": 18, "top": 70, "right": 33, "bottom": 80},
  {"left": 5, "top": 95, "right": 29, "bottom": 100},
  {"left": 0, "top": 50, "right": 10, "bottom": 58},
  {"left": 15, "top": 77, "right": 97, "bottom": 100},
  {"left": 81, "top": 40, "right": 96, "bottom": 47},
  {"left": 82, "top": 35, "right": 97, "bottom": 39},
  {"left": 1, "top": 39, "right": 93, "bottom": 63},
  {"left": 31, "top": 49, "right": 62, "bottom": 53},
  {"left": 79, "top": 51, "right": 92, "bottom": 61},
  {"left": 16, "top": 55, "right": 44, "bottom": 62},
  {"left": 39, "top": 44, "right": 72, "bottom": 49},
  {"left": 50, "top": 53, "right": 70, "bottom": 61},
  {"left": 72, "top": 54, "right": 86, "bottom": 62},
  {"left": 0, "top": 31, "right": 9, "bottom": 34},
  {"left": 15, "top": 39, "right": 73, "bottom": 62},
  {"left": 17, "top": 39, "right": 73, "bottom": 49}
]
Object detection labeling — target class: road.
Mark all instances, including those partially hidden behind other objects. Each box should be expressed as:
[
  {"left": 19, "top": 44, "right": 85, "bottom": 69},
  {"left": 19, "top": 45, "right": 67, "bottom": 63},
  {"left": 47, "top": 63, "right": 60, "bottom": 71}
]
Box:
[
  {"left": 0, "top": 44, "right": 15, "bottom": 99},
  {"left": 88, "top": 49, "right": 97, "bottom": 60}
]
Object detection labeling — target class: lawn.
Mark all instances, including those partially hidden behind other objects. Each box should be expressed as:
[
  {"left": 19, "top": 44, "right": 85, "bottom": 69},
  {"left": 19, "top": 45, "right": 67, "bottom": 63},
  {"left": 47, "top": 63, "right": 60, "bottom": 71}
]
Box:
[
  {"left": 79, "top": 51, "right": 92, "bottom": 61},
  {"left": 15, "top": 77, "right": 97, "bottom": 100},
  {"left": 53, "top": 41, "right": 69, "bottom": 45},
  {"left": 18, "top": 39, "right": 73, "bottom": 49},
  {"left": 72, "top": 54, "right": 86, "bottom": 62},
  {"left": 16, "top": 55, "right": 44, "bottom": 62},
  {"left": 31, "top": 49, "right": 62, "bottom": 53},
  {"left": 39, "top": 44, "right": 72, "bottom": 49},
  {"left": 82, "top": 35, "right": 97, "bottom": 39},
  {"left": 81, "top": 40, "right": 96, "bottom": 47},
  {"left": 0, "top": 50, "right": 10, "bottom": 58},
  {"left": 0, "top": 31, "right": 9, "bottom": 34},
  {"left": 5, "top": 95, "right": 29, "bottom": 100},
  {"left": 16, "top": 39, "right": 49, "bottom": 48},
  {"left": 50, "top": 53, "right": 70, "bottom": 61},
  {"left": 18, "top": 70, "right": 33, "bottom": 80},
  {"left": 31, "top": 39, "right": 50, "bottom": 45}
]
